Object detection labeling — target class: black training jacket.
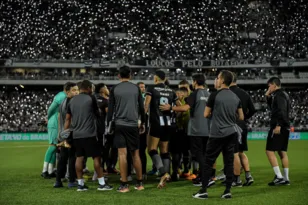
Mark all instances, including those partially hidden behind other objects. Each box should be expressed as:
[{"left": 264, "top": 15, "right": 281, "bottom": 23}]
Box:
[{"left": 266, "top": 89, "right": 290, "bottom": 128}]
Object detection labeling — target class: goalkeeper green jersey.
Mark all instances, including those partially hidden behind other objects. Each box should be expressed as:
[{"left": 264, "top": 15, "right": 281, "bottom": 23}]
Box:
[{"left": 47, "top": 91, "right": 66, "bottom": 128}]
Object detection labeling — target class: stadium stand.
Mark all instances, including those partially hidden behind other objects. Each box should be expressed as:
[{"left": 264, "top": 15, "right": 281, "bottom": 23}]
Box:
[
  {"left": 0, "top": 0, "right": 307, "bottom": 132},
  {"left": 0, "top": 88, "right": 307, "bottom": 132},
  {"left": 0, "top": 0, "right": 307, "bottom": 61}
]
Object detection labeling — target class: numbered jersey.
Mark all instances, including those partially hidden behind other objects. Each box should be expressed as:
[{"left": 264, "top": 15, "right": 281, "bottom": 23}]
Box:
[{"left": 146, "top": 83, "right": 178, "bottom": 127}]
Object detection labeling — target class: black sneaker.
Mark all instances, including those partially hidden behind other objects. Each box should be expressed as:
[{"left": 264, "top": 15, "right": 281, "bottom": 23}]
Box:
[
  {"left": 97, "top": 183, "right": 113, "bottom": 191},
  {"left": 192, "top": 178, "right": 202, "bottom": 187},
  {"left": 243, "top": 177, "right": 254, "bottom": 186},
  {"left": 208, "top": 179, "right": 216, "bottom": 188},
  {"left": 171, "top": 173, "right": 179, "bottom": 182},
  {"left": 49, "top": 172, "right": 57, "bottom": 178},
  {"left": 192, "top": 189, "right": 208, "bottom": 200},
  {"left": 68, "top": 182, "right": 78, "bottom": 188},
  {"left": 53, "top": 181, "right": 63, "bottom": 188},
  {"left": 268, "top": 176, "right": 285, "bottom": 186},
  {"left": 41, "top": 171, "right": 51, "bottom": 179},
  {"left": 232, "top": 181, "right": 243, "bottom": 187},
  {"left": 77, "top": 185, "right": 89, "bottom": 191},
  {"left": 221, "top": 191, "right": 232, "bottom": 199},
  {"left": 282, "top": 180, "right": 290, "bottom": 185},
  {"left": 216, "top": 170, "right": 226, "bottom": 181}
]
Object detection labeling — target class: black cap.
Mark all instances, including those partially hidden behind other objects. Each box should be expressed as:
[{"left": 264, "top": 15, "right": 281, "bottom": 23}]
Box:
[{"left": 155, "top": 70, "right": 166, "bottom": 81}]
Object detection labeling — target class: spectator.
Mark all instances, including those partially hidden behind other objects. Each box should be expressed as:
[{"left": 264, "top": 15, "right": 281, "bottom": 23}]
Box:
[{"left": 0, "top": 1, "right": 307, "bottom": 61}]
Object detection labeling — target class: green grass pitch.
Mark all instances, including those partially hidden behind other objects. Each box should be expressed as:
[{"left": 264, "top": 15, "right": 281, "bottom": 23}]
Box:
[{"left": 0, "top": 141, "right": 308, "bottom": 205}]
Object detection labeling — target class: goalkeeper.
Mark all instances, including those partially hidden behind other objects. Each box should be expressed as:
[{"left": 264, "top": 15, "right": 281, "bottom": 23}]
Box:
[{"left": 41, "top": 84, "right": 68, "bottom": 179}]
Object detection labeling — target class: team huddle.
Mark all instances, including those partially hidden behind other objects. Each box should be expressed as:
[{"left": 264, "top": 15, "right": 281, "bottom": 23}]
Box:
[{"left": 41, "top": 66, "right": 291, "bottom": 199}]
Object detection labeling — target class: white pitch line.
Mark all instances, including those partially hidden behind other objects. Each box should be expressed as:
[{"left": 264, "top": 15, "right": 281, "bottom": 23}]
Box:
[{"left": 0, "top": 145, "right": 47, "bottom": 149}]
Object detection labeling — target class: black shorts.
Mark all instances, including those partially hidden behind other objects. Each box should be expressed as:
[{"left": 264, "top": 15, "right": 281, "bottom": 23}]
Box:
[
  {"left": 238, "top": 129, "right": 248, "bottom": 152},
  {"left": 105, "top": 134, "right": 114, "bottom": 145},
  {"left": 266, "top": 127, "right": 290, "bottom": 152},
  {"left": 149, "top": 124, "right": 173, "bottom": 142},
  {"left": 169, "top": 129, "right": 190, "bottom": 153},
  {"left": 233, "top": 133, "right": 242, "bottom": 154},
  {"left": 234, "top": 140, "right": 239, "bottom": 154},
  {"left": 114, "top": 125, "right": 139, "bottom": 151},
  {"left": 73, "top": 137, "right": 101, "bottom": 158}
]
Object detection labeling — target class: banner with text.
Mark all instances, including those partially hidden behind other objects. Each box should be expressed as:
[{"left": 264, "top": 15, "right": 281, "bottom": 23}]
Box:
[
  {"left": 247, "top": 132, "right": 307, "bottom": 140},
  {"left": 0, "top": 133, "right": 48, "bottom": 141},
  {"left": 0, "top": 132, "right": 308, "bottom": 141}
]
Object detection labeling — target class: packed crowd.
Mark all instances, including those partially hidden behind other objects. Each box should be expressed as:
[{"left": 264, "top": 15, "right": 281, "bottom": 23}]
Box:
[
  {"left": 247, "top": 89, "right": 308, "bottom": 130},
  {"left": 2, "top": 68, "right": 307, "bottom": 81},
  {"left": 0, "top": 87, "right": 307, "bottom": 133},
  {"left": 0, "top": 90, "right": 53, "bottom": 132},
  {"left": 1, "top": 0, "right": 307, "bottom": 61}
]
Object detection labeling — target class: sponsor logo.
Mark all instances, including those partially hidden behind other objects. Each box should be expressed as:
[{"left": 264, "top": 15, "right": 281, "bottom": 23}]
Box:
[{"left": 0, "top": 133, "right": 48, "bottom": 141}]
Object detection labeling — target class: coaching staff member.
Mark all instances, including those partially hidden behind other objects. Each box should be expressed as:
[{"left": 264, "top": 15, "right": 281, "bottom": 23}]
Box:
[
  {"left": 64, "top": 80, "right": 113, "bottom": 191},
  {"left": 107, "top": 66, "right": 146, "bottom": 193},
  {"left": 193, "top": 70, "right": 244, "bottom": 200},
  {"left": 265, "top": 77, "right": 291, "bottom": 186}
]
